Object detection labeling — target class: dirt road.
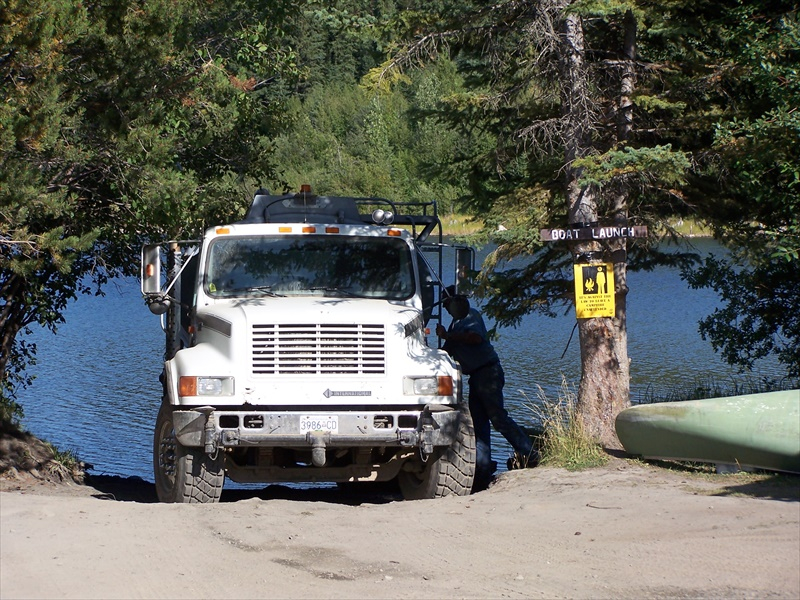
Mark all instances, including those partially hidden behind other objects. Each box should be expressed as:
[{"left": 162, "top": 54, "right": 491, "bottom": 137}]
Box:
[{"left": 2, "top": 459, "right": 798, "bottom": 599}]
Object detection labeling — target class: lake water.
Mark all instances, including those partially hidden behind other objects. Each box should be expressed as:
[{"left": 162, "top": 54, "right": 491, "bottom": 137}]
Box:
[{"left": 16, "top": 238, "right": 786, "bottom": 482}]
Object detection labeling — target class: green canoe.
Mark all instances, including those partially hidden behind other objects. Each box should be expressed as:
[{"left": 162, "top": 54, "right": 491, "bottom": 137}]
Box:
[{"left": 615, "top": 389, "right": 800, "bottom": 474}]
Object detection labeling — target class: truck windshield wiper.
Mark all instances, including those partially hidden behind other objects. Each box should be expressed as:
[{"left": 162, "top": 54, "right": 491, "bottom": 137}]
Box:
[{"left": 225, "top": 285, "right": 285, "bottom": 297}]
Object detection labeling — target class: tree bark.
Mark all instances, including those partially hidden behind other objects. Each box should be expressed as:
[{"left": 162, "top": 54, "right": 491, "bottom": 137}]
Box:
[
  {"left": 607, "top": 8, "right": 637, "bottom": 437},
  {"left": 0, "top": 273, "right": 33, "bottom": 391},
  {"left": 559, "top": 10, "right": 633, "bottom": 448}
]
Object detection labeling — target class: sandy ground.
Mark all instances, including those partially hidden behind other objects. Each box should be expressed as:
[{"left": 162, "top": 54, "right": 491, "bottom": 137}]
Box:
[{"left": 1, "top": 458, "right": 799, "bottom": 600}]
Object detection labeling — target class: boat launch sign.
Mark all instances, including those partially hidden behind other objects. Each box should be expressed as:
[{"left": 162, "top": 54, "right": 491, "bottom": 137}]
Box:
[
  {"left": 540, "top": 225, "right": 647, "bottom": 242},
  {"left": 574, "top": 263, "right": 615, "bottom": 318},
  {"left": 540, "top": 222, "right": 646, "bottom": 319}
]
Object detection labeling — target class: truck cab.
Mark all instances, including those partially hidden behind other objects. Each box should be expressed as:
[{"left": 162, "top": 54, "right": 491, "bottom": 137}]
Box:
[{"left": 141, "top": 188, "right": 476, "bottom": 502}]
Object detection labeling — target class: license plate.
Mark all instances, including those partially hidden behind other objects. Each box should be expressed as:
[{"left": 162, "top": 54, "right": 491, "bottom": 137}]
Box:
[{"left": 299, "top": 415, "right": 339, "bottom": 433}]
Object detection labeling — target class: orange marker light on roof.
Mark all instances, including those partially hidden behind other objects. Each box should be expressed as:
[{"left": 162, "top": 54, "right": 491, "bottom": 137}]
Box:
[
  {"left": 302, "top": 226, "right": 316, "bottom": 233},
  {"left": 325, "top": 227, "right": 340, "bottom": 234},
  {"left": 279, "top": 226, "right": 292, "bottom": 233},
  {"left": 300, "top": 184, "right": 312, "bottom": 193},
  {"left": 387, "top": 229, "right": 402, "bottom": 237},
  {"left": 216, "top": 227, "right": 230, "bottom": 235}
]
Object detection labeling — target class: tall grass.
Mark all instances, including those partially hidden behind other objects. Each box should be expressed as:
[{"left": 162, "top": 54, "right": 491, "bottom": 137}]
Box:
[
  {"left": 42, "top": 441, "right": 85, "bottom": 483},
  {"left": 43, "top": 442, "right": 81, "bottom": 472},
  {"left": 636, "top": 375, "right": 799, "bottom": 404},
  {"left": 523, "top": 378, "right": 608, "bottom": 470}
]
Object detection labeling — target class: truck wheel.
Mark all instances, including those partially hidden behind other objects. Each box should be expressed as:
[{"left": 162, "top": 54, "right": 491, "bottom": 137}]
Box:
[
  {"left": 398, "top": 406, "right": 476, "bottom": 500},
  {"left": 153, "top": 403, "right": 224, "bottom": 503}
]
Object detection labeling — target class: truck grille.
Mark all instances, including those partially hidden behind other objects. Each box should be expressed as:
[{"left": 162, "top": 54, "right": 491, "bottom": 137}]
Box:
[{"left": 251, "top": 324, "right": 386, "bottom": 375}]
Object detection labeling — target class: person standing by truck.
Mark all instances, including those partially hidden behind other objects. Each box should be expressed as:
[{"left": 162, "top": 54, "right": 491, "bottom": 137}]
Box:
[{"left": 436, "top": 287, "right": 538, "bottom": 489}]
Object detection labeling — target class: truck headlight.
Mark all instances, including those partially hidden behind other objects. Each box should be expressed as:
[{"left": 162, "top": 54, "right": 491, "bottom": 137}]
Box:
[
  {"left": 403, "top": 376, "right": 453, "bottom": 396},
  {"left": 179, "top": 376, "right": 234, "bottom": 397}
]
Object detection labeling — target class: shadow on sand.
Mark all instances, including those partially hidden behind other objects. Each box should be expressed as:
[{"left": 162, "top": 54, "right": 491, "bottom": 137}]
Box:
[
  {"left": 607, "top": 455, "right": 800, "bottom": 502},
  {"left": 85, "top": 474, "right": 403, "bottom": 505}
]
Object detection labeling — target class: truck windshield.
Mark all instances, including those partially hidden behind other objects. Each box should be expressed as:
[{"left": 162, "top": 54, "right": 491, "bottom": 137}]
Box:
[{"left": 206, "top": 235, "right": 415, "bottom": 300}]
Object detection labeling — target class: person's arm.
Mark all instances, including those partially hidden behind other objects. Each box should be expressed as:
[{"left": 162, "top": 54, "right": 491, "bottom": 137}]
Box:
[{"left": 438, "top": 328, "right": 483, "bottom": 345}]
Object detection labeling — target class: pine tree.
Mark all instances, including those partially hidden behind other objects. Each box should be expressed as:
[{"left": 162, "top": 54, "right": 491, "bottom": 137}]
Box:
[
  {"left": 370, "top": 0, "right": 688, "bottom": 446},
  {"left": 1, "top": 0, "right": 301, "bottom": 412}
]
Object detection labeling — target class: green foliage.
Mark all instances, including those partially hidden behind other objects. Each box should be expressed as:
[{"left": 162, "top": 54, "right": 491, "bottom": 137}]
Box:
[
  {"left": 1, "top": 0, "right": 301, "bottom": 407},
  {"left": 685, "top": 255, "right": 800, "bottom": 377},
  {"left": 710, "top": 109, "right": 800, "bottom": 253},
  {"left": 360, "top": 59, "right": 412, "bottom": 94},
  {"left": 0, "top": 392, "right": 23, "bottom": 426},
  {"left": 271, "top": 83, "right": 410, "bottom": 196},
  {"left": 675, "top": 2, "right": 800, "bottom": 376},
  {"left": 269, "top": 57, "right": 474, "bottom": 213},
  {"left": 574, "top": 145, "right": 691, "bottom": 189},
  {"left": 634, "top": 95, "right": 686, "bottom": 115},
  {"left": 369, "top": 0, "right": 798, "bottom": 377},
  {"left": 4, "top": 0, "right": 798, "bottom": 417},
  {"left": 286, "top": 0, "right": 385, "bottom": 91},
  {"left": 372, "top": 2, "right": 705, "bottom": 340}
]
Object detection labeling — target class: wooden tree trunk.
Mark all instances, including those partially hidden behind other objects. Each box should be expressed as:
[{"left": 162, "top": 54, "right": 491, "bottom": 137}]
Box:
[
  {"left": 606, "top": 8, "right": 637, "bottom": 436},
  {"left": 0, "top": 273, "right": 27, "bottom": 382},
  {"left": 559, "top": 10, "right": 634, "bottom": 448}
]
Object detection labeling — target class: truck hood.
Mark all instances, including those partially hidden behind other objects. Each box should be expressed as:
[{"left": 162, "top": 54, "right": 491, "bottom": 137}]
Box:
[{"left": 197, "top": 297, "right": 419, "bottom": 337}]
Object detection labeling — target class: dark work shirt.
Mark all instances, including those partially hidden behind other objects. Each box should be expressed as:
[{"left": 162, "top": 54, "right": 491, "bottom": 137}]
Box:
[{"left": 442, "top": 308, "right": 499, "bottom": 374}]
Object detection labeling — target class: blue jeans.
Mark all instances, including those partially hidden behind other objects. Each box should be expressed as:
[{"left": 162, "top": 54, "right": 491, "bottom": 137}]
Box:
[{"left": 468, "top": 363, "right": 533, "bottom": 481}]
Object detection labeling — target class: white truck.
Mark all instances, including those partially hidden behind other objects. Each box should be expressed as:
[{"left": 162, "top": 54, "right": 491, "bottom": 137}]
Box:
[{"left": 140, "top": 187, "right": 477, "bottom": 502}]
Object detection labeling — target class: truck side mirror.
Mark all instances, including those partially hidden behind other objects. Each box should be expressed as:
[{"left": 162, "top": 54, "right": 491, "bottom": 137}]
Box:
[
  {"left": 141, "top": 244, "right": 162, "bottom": 295},
  {"left": 455, "top": 247, "right": 475, "bottom": 294}
]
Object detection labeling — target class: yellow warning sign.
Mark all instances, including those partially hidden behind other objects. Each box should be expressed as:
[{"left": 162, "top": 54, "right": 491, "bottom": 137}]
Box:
[{"left": 574, "top": 263, "right": 615, "bottom": 318}]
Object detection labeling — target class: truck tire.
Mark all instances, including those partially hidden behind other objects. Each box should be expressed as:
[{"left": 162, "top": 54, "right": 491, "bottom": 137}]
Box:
[
  {"left": 398, "top": 406, "right": 476, "bottom": 500},
  {"left": 153, "top": 403, "right": 224, "bottom": 503}
]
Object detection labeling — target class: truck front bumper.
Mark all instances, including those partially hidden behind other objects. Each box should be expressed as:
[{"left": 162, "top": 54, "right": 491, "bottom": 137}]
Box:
[{"left": 171, "top": 405, "right": 464, "bottom": 456}]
